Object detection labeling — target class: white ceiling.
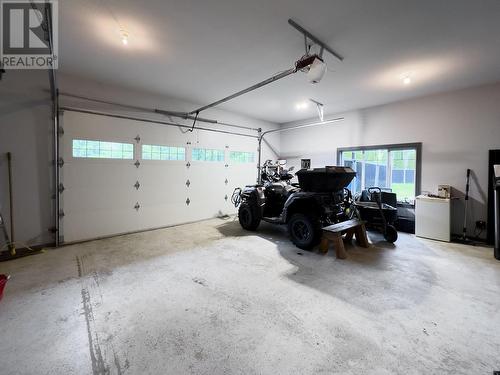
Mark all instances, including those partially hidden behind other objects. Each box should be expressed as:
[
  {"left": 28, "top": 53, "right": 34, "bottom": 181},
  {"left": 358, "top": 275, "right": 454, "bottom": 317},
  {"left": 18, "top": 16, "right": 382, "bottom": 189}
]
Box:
[{"left": 59, "top": 0, "right": 500, "bottom": 123}]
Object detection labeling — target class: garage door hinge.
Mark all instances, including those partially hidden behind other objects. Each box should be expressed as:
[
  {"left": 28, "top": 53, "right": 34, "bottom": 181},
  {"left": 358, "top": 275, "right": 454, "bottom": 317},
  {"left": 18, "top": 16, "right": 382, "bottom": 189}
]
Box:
[
  {"left": 186, "top": 162, "right": 191, "bottom": 168},
  {"left": 225, "top": 145, "right": 229, "bottom": 149},
  {"left": 134, "top": 135, "right": 141, "bottom": 143},
  {"left": 186, "top": 141, "right": 191, "bottom": 145},
  {"left": 58, "top": 183, "right": 65, "bottom": 193},
  {"left": 58, "top": 209, "right": 65, "bottom": 218},
  {"left": 225, "top": 164, "right": 228, "bottom": 168},
  {"left": 225, "top": 178, "right": 228, "bottom": 185},
  {"left": 134, "top": 181, "right": 140, "bottom": 190},
  {"left": 224, "top": 195, "right": 228, "bottom": 201},
  {"left": 134, "top": 202, "right": 140, "bottom": 211},
  {"left": 57, "top": 157, "right": 64, "bottom": 167},
  {"left": 186, "top": 198, "right": 190, "bottom": 206},
  {"left": 186, "top": 179, "right": 190, "bottom": 187},
  {"left": 134, "top": 160, "right": 141, "bottom": 168}
]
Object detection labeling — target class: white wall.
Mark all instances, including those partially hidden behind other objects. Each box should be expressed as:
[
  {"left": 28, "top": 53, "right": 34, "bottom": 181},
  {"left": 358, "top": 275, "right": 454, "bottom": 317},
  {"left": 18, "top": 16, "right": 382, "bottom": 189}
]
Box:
[
  {"left": 0, "top": 71, "right": 280, "bottom": 246},
  {"left": 0, "top": 71, "right": 54, "bottom": 247},
  {"left": 280, "top": 82, "right": 500, "bottom": 237}
]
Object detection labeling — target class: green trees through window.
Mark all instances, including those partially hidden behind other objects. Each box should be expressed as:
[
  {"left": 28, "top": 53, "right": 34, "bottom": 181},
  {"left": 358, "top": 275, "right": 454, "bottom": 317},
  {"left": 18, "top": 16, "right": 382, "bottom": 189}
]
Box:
[{"left": 340, "top": 146, "right": 418, "bottom": 204}]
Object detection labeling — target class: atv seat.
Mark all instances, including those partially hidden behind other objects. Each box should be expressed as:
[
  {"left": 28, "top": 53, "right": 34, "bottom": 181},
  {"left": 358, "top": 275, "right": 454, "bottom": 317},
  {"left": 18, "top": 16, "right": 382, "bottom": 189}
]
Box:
[{"left": 319, "top": 219, "right": 369, "bottom": 259}]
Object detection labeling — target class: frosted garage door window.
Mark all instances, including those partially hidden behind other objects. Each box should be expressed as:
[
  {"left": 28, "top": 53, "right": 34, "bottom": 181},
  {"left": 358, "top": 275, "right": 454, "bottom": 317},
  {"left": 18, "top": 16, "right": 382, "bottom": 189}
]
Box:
[
  {"left": 192, "top": 148, "right": 225, "bottom": 162},
  {"left": 230, "top": 151, "right": 254, "bottom": 163},
  {"left": 72, "top": 140, "right": 134, "bottom": 159},
  {"left": 142, "top": 145, "right": 186, "bottom": 161}
]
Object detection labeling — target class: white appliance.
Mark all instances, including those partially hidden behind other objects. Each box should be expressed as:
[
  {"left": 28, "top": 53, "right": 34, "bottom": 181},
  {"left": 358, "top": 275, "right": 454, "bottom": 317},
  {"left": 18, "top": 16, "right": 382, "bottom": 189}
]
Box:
[{"left": 415, "top": 195, "right": 451, "bottom": 242}]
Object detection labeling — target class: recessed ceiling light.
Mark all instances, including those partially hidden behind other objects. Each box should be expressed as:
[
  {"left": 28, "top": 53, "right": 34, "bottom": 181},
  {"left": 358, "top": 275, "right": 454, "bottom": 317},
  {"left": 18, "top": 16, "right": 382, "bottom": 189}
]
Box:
[
  {"left": 400, "top": 72, "right": 413, "bottom": 85},
  {"left": 120, "top": 30, "right": 129, "bottom": 45},
  {"left": 295, "top": 102, "right": 309, "bottom": 110}
]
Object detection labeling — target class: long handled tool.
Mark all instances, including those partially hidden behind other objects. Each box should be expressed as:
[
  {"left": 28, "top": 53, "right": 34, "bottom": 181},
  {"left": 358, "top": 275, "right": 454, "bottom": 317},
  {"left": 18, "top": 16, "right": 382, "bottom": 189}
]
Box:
[
  {"left": 1, "top": 153, "right": 15, "bottom": 256},
  {"left": 462, "top": 169, "right": 471, "bottom": 242},
  {"left": 0, "top": 213, "right": 12, "bottom": 253},
  {"left": 7, "top": 152, "right": 15, "bottom": 255}
]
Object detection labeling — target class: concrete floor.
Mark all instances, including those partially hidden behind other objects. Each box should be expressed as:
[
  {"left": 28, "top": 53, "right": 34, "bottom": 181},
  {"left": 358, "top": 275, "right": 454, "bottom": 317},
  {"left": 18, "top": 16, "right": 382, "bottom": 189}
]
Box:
[{"left": 0, "top": 217, "right": 499, "bottom": 375}]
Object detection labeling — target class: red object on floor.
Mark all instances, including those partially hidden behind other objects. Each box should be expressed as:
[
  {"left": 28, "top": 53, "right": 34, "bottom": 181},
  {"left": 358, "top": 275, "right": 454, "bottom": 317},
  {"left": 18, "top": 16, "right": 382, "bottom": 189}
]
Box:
[{"left": 0, "top": 274, "right": 9, "bottom": 301}]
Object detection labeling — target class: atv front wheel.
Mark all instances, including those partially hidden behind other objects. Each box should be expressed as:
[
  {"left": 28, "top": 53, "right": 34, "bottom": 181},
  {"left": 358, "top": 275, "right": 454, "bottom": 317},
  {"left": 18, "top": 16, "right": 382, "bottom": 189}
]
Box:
[
  {"left": 238, "top": 202, "right": 261, "bottom": 231},
  {"left": 288, "top": 213, "right": 322, "bottom": 250}
]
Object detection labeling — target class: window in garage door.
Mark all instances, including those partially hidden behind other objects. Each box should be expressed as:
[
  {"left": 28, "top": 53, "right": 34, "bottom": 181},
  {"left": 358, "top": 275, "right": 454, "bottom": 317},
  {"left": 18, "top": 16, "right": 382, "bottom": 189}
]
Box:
[
  {"left": 142, "top": 145, "right": 186, "bottom": 161},
  {"left": 192, "top": 148, "right": 225, "bottom": 162},
  {"left": 72, "top": 139, "right": 134, "bottom": 159},
  {"left": 230, "top": 151, "right": 254, "bottom": 163}
]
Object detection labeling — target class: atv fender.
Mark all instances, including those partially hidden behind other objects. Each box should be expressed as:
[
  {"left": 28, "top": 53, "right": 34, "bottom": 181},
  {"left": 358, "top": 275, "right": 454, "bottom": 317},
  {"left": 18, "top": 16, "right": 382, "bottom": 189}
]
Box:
[
  {"left": 240, "top": 185, "right": 266, "bottom": 216},
  {"left": 282, "top": 192, "right": 322, "bottom": 223}
]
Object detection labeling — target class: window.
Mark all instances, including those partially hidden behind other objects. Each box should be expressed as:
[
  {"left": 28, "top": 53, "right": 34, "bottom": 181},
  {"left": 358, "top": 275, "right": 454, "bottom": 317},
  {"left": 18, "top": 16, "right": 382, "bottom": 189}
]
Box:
[
  {"left": 301, "top": 159, "right": 311, "bottom": 169},
  {"left": 192, "top": 148, "right": 225, "bottom": 162},
  {"left": 338, "top": 143, "right": 420, "bottom": 204},
  {"left": 72, "top": 139, "right": 134, "bottom": 159},
  {"left": 229, "top": 151, "right": 254, "bottom": 163},
  {"left": 142, "top": 145, "right": 185, "bottom": 161}
]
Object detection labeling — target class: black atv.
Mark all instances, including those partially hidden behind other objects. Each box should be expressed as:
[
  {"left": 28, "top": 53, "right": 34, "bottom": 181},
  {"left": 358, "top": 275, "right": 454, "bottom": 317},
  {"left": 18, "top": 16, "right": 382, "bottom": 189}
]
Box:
[{"left": 232, "top": 161, "right": 356, "bottom": 250}]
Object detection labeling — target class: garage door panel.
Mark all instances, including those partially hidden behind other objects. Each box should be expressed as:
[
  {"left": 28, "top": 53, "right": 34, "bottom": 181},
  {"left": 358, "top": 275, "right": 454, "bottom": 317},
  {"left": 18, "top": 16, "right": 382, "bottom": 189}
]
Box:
[
  {"left": 64, "top": 187, "right": 136, "bottom": 212},
  {"left": 187, "top": 162, "right": 227, "bottom": 217},
  {"left": 228, "top": 164, "right": 257, "bottom": 188},
  {"left": 138, "top": 163, "right": 188, "bottom": 203},
  {"left": 188, "top": 163, "right": 226, "bottom": 189},
  {"left": 64, "top": 162, "right": 138, "bottom": 188},
  {"left": 63, "top": 208, "right": 140, "bottom": 243},
  {"left": 139, "top": 187, "right": 188, "bottom": 205},
  {"left": 139, "top": 202, "right": 193, "bottom": 229}
]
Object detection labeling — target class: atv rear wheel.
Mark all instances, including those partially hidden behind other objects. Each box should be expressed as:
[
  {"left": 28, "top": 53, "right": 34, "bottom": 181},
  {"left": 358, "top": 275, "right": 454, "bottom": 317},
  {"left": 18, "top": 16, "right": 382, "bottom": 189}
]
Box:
[
  {"left": 288, "top": 213, "right": 322, "bottom": 250},
  {"left": 238, "top": 202, "right": 261, "bottom": 231}
]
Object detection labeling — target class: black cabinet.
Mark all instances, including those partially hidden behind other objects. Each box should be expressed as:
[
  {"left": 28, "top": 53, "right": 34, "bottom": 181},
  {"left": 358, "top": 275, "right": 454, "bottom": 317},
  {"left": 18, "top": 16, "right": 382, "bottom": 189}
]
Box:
[{"left": 488, "top": 150, "right": 500, "bottom": 245}]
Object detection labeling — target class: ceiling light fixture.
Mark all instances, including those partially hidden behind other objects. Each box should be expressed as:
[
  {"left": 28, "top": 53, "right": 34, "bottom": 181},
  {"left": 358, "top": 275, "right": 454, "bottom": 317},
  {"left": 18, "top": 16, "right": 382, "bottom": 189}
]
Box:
[
  {"left": 295, "top": 102, "right": 309, "bottom": 110},
  {"left": 401, "top": 72, "right": 413, "bottom": 85},
  {"left": 120, "top": 30, "right": 129, "bottom": 45}
]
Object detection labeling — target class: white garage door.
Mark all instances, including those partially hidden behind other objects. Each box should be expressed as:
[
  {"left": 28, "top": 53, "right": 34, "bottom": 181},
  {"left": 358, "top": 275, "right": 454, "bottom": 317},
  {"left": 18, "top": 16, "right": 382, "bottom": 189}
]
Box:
[{"left": 60, "top": 110, "right": 258, "bottom": 243}]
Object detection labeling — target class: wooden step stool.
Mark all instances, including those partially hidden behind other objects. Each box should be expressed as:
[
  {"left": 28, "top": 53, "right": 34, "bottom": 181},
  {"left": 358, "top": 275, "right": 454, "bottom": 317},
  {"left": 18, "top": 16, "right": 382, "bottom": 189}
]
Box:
[{"left": 319, "top": 219, "right": 369, "bottom": 259}]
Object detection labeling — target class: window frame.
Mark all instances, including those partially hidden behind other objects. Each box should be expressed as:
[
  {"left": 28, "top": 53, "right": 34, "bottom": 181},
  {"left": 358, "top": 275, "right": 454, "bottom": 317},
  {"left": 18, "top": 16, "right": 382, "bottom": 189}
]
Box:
[{"left": 337, "top": 142, "right": 422, "bottom": 205}]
